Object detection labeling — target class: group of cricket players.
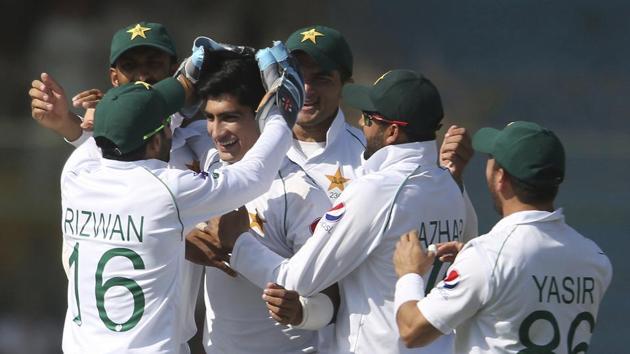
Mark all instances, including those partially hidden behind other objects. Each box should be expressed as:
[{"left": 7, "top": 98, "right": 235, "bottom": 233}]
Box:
[{"left": 28, "top": 21, "right": 612, "bottom": 354}]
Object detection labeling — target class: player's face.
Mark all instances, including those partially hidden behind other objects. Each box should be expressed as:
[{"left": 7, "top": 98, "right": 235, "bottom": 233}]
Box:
[
  {"left": 110, "top": 46, "right": 174, "bottom": 86},
  {"left": 157, "top": 126, "right": 172, "bottom": 162},
  {"left": 294, "top": 51, "right": 343, "bottom": 131},
  {"left": 360, "top": 113, "right": 387, "bottom": 159},
  {"left": 486, "top": 157, "right": 503, "bottom": 215},
  {"left": 205, "top": 94, "right": 260, "bottom": 164}
]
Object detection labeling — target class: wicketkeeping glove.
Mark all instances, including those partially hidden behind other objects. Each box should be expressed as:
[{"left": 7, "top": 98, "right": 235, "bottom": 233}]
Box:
[
  {"left": 254, "top": 41, "right": 305, "bottom": 131},
  {"left": 174, "top": 37, "right": 256, "bottom": 119}
]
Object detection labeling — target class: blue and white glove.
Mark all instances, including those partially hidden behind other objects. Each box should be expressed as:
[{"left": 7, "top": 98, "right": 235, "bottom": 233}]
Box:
[
  {"left": 174, "top": 36, "right": 256, "bottom": 119},
  {"left": 255, "top": 41, "right": 305, "bottom": 131}
]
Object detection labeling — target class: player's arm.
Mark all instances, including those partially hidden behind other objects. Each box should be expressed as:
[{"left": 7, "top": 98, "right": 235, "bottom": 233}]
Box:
[
  {"left": 29, "top": 72, "right": 84, "bottom": 142},
  {"left": 262, "top": 282, "right": 340, "bottom": 330},
  {"left": 394, "top": 230, "right": 490, "bottom": 348},
  {"left": 439, "top": 125, "right": 473, "bottom": 189},
  {"left": 225, "top": 179, "right": 384, "bottom": 296},
  {"left": 393, "top": 231, "right": 442, "bottom": 347}
]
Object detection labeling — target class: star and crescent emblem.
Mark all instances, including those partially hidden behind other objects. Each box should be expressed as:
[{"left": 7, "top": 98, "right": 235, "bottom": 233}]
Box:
[
  {"left": 127, "top": 24, "right": 151, "bottom": 40},
  {"left": 300, "top": 28, "right": 324, "bottom": 44}
]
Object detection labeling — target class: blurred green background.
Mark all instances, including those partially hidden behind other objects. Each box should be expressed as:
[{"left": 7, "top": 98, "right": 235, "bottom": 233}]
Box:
[{"left": 1, "top": 0, "right": 628, "bottom": 353}]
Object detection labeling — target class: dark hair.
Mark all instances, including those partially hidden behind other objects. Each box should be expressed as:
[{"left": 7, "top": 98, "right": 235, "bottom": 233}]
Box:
[
  {"left": 496, "top": 162, "right": 559, "bottom": 204},
  {"left": 94, "top": 136, "right": 150, "bottom": 161},
  {"left": 197, "top": 56, "right": 265, "bottom": 111},
  {"left": 401, "top": 127, "right": 436, "bottom": 143}
]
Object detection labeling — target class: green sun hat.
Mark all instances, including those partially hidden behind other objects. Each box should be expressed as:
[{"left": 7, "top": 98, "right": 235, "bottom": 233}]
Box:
[
  {"left": 93, "top": 78, "right": 184, "bottom": 154},
  {"left": 109, "top": 22, "right": 177, "bottom": 66},
  {"left": 286, "top": 25, "right": 353, "bottom": 79},
  {"left": 473, "top": 121, "right": 565, "bottom": 187}
]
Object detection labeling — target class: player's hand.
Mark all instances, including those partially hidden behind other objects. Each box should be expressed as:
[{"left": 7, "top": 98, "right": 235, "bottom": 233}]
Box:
[
  {"left": 262, "top": 283, "right": 303, "bottom": 326},
  {"left": 80, "top": 108, "right": 95, "bottom": 131},
  {"left": 207, "top": 206, "right": 250, "bottom": 252},
  {"left": 185, "top": 222, "right": 236, "bottom": 277},
  {"left": 434, "top": 241, "right": 465, "bottom": 263},
  {"left": 440, "top": 125, "right": 473, "bottom": 187},
  {"left": 29, "top": 72, "right": 82, "bottom": 140},
  {"left": 254, "top": 41, "right": 304, "bottom": 131},
  {"left": 72, "top": 88, "right": 104, "bottom": 109},
  {"left": 394, "top": 230, "right": 436, "bottom": 278}
]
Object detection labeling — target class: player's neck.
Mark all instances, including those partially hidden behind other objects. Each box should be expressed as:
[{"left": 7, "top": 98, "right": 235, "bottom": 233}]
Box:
[
  {"left": 292, "top": 112, "right": 336, "bottom": 142},
  {"left": 501, "top": 199, "right": 555, "bottom": 217}
]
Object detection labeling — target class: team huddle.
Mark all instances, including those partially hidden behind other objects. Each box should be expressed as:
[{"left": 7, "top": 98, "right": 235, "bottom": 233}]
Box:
[{"left": 29, "top": 21, "right": 612, "bottom": 354}]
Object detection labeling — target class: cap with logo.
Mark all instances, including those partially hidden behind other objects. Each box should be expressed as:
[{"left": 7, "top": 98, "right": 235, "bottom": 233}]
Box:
[
  {"left": 93, "top": 78, "right": 185, "bottom": 154},
  {"left": 342, "top": 69, "right": 444, "bottom": 135},
  {"left": 286, "top": 25, "right": 353, "bottom": 79},
  {"left": 110, "top": 22, "right": 177, "bottom": 66},
  {"left": 472, "top": 121, "right": 565, "bottom": 187}
]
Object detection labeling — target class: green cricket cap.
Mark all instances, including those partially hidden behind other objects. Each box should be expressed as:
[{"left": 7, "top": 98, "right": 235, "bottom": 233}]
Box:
[
  {"left": 110, "top": 22, "right": 177, "bottom": 66},
  {"left": 286, "top": 25, "right": 353, "bottom": 78},
  {"left": 93, "top": 78, "right": 185, "bottom": 154},
  {"left": 473, "top": 121, "right": 565, "bottom": 187},
  {"left": 342, "top": 69, "right": 444, "bottom": 134}
]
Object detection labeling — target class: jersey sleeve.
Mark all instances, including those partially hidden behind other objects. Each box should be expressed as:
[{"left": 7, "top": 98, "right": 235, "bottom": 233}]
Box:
[
  {"left": 418, "top": 241, "right": 491, "bottom": 334},
  {"left": 461, "top": 187, "right": 479, "bottom": 243},
  {"left": 230, "top": 178, "right": 386, "bottom": 295},
  {"left": 65, "top": 128, "right": 92, "bottom": 148},
  {"left": 172, "top": 111, "right": 292, "bottom": 226}
]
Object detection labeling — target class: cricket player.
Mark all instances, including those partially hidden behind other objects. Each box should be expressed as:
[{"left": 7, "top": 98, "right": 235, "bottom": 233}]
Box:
[
  {"left": 183, "top": 53, "right": 334, "bottom": 353},
  {"left": 59, "top": 43, "right": 303, "bottom": 353},
  {"left": 283, "top": 25, "right": 366, "bottom": 202},
  {"left": 29, "top": 21, "right": 212, "bottom": 170},
  {"left": 207, "top": 70, "right": 477, "bottom": 353},
  {"left": 393, "top": 121, "right": 613, "bottom": 353}
]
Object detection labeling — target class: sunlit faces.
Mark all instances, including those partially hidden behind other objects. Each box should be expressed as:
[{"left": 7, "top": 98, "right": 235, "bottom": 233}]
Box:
[
  {"left": 294, "top": 51, "right": 344, "bottom": 129},
  {"left": 205, "top": 94, "right": 260, "bottom": 164},
  {"left": 486, "top": 157, "right": 503, "bottom": 215},
  {"left": 359, "top": 113, "right": 387, "bottom": 160},
  {"left": 110, "top": 46, "right": 174, "bottom": 86}
]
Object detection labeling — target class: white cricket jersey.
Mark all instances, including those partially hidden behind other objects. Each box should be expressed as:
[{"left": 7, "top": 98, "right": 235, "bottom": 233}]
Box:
[
  {"left": 67, "top": 118, "right": 214, "bottom": 347},
  {"left": 201, "top": 153, "right": 332, "bottom": 353},
  {"left": 169, "top": 119, "right": 213, "bottom": 171},
  {"left": 60, "top": 114, "right": 291, "bottom": 354},
  {"left": 230, "top": 141, "right": 477, "bottom": 354},
  {"left": 287, "top": 109, "right": 365, "bottom": 202},
  {"left": 419, "top": 209, "right": 613, "bottom": 354}
]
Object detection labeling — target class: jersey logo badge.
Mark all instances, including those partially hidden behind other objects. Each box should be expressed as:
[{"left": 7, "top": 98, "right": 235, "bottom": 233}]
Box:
[
  {"left": 325, "top": 168, "right": 350, "bottom": 191},
  {"left": 443, "top": 269, "right": 460, "bottom": 289},
  {"left": 324, "top": 203, "right": 345, "bottom": 222}
]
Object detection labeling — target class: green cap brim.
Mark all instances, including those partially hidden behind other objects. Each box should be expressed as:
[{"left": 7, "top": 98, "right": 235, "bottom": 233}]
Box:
[
  {"left": 110, "top": 43, "right": 176, "bottom": 66},
  {"left": 154, "top": 78, "right": 186, "bottom": 115},
  {"left": 472, "top": 127, "right": 500, "bottom": 154},
  {"left": 342, "top": 84, "right": 377, "bottom": 112},
  {"left": 290, "top": 46, "right": 338, "bottom": 73}
]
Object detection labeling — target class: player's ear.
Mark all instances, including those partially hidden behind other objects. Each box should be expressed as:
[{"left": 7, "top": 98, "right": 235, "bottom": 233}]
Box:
[
  {"left": 169, "top": 60, "right": 178, "bottom": 76},
  {"left": 144, "top": 134, "right": 161, "bottom": 158},
  {"left": 384, "top": 124, "right": 402, "bottom": 145},
  {"left": 110, "top": 68, "right": 119, "bottom": 87}
]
